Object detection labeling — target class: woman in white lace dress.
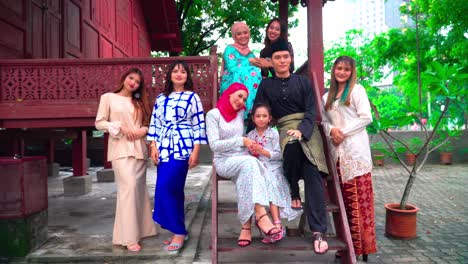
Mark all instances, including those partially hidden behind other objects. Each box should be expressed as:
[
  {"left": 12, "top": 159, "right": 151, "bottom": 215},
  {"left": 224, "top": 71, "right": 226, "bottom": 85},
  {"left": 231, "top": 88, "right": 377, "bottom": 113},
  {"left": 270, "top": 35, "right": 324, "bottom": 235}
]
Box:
[
  {"left": 322, "top": 56, "right": 377, "bottom": 261},
  {"left": 206, "top": 83, "right": 283, "bottom": 247}
]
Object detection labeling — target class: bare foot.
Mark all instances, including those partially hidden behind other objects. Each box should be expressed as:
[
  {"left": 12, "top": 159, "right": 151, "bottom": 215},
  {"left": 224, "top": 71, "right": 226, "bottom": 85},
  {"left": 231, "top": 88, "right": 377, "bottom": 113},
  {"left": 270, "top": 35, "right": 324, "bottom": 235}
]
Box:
[
  {"left": 126, "top": 243, "right": 141, "bottom": 251},
  {"left": 312, "top": 232, "right": 328, "bottom": 254}
]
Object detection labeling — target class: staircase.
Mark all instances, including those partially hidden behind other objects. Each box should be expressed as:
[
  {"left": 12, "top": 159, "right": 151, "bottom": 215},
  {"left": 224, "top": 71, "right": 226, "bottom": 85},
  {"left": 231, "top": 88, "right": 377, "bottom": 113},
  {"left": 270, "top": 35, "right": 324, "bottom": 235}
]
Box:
[{"left": 210, "top": 73, "right": 356, "bottom": 264}]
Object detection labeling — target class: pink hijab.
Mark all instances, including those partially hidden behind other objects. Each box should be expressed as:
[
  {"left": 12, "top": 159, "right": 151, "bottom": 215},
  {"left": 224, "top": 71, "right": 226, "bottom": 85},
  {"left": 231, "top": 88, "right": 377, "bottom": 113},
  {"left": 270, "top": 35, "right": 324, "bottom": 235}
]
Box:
[
  {"left": 231, "top": 22, "right": 251, "bottom": 56},
  {"left": 217, "top": 82, "right": 249, "bottom": 122}
]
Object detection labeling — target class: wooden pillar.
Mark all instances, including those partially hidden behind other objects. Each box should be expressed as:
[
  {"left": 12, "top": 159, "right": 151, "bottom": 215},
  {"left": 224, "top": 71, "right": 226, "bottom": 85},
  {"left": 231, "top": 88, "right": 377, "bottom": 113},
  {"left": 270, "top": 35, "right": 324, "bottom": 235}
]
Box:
[
  {"left": 279, "top": 0, "right": 289, "bottom": 38},
  {"left": 103, "top": 133, "right": 111, "bottom": 169},
  {"left": 12, "top": 134, "right": 20, "bottom": 156},
  {"left": 48, "top": 138, "right": 55, "bottom": 163},
  {"left": 307, "top": 0, "right": 325, "bottom": 94},
  {"left": 72, "top": 130, "right": 87, "bottom": 176},
  {"left": 20, "top": 137, "right": 25, "bottom": 157}
]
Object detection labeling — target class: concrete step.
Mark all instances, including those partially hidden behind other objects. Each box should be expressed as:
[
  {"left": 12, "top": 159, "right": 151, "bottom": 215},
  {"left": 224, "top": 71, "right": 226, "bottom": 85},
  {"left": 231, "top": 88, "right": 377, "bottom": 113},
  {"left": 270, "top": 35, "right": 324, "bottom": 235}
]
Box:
[{"left": 26, "top": 165, "right": 213, "bottom": 264}]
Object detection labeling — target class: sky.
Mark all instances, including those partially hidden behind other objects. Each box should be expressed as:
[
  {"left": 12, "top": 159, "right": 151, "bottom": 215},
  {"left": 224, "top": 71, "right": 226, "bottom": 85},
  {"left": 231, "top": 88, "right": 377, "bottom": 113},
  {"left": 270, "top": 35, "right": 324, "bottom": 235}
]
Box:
[
  {"left": 219, "top": 1, "right": 362, "bottom": 70},
  {"left": 289, "top": 1, "right": 358, "bottom": 68}
]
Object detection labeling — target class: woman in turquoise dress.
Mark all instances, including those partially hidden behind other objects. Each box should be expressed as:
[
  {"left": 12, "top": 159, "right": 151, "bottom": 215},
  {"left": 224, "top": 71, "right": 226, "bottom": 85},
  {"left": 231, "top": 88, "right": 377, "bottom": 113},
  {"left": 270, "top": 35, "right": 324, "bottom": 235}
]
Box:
[{"left": 220, "top": 21, "right": 262, "bottom": 119}]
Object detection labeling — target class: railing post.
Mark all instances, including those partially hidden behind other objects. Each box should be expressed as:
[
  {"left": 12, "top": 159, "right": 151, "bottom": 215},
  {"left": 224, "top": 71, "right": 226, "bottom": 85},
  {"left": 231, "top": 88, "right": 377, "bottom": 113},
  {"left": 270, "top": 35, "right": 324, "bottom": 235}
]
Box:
[
  {"left": 210, "top": 45, "right": 219, "bottom": 110},
  {"left": 72, "top": 130, "right": 87, "bottom": 176}
]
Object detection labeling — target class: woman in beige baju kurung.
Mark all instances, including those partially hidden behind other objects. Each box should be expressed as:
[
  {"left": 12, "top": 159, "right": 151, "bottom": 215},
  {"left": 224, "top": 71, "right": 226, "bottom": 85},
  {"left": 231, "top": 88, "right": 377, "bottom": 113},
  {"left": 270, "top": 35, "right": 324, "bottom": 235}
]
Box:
[{"left": 95, "top": 68, "right": 157, "bottom": 251}]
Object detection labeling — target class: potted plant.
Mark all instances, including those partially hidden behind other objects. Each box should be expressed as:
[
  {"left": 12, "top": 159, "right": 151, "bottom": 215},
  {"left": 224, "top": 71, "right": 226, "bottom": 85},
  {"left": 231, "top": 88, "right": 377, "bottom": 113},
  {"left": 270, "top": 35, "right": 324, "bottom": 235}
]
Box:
[
  {"left": 406, "top": 137, "right": 423, "bottom": 166},
  {"left": 438, "top": 140, "right": 453, "bottom": 165},
  {"left": 370, "top": 141, "right": 386, "bottom": 166},
  {"left": 369, "top": 60, "right": 467, "bottom": 239}
]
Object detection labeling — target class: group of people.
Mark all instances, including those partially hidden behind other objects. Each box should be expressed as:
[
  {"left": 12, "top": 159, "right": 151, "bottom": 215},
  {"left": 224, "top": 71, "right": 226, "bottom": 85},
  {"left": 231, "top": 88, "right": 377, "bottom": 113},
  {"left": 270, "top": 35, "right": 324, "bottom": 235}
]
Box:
[{"left": 94, "top": 17, "right": 377, "bottom": 261}]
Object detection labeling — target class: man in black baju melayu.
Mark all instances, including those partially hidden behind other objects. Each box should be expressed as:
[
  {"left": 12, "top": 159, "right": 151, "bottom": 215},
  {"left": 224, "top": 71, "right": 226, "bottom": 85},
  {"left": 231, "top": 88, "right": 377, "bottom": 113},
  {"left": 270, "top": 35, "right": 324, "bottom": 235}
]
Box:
[{"left": 249, "top": 39, "right": 329, "bottom": 254}]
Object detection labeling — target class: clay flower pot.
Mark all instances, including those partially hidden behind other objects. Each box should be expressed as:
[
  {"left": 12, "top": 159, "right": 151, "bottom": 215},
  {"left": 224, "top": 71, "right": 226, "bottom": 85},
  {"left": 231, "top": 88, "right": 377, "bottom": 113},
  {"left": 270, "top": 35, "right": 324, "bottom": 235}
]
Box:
[
  {"left": 373, "top": 154, "right": 385, "bottom": 166},
  {"left": 384, "top": 203, "right": 419, "bottom": 239},
  {"left": 405, "top": 153, "right": 416, "bottom": 166},
  {"left": 440, "top": 152, "right": 452, "bottom": 165}
]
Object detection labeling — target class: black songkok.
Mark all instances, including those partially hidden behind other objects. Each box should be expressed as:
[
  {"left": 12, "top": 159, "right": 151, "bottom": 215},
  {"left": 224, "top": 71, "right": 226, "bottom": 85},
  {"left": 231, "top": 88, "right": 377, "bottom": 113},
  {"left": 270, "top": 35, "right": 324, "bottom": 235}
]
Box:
[{"left": 270, "top": 39, "right": 289, "bottom": 55}]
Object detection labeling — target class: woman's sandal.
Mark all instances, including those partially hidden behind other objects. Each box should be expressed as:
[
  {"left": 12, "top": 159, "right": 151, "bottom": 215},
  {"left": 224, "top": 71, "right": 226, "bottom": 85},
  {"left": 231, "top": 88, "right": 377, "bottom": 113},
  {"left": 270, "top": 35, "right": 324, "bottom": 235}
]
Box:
[
  {"left": 261, "top": 220, "right": 285, "bottom": 244},
  {"left": 312, "top": 232, "right": 328, "bottom": 255},
  {"left": 163, "top": 235, "right": 189, "bottom": 245},
  {"left": 126, "top": 243, "right": 141, "bottom": 252},
  {"left": 255, "top": 214, "right": 282, "bottom": 243},
  {"left": 164, "top": 235, "right": 187, "bottom": 252},
  {"left": 237, "top": 227, "right": 252, "bottom": 247}
]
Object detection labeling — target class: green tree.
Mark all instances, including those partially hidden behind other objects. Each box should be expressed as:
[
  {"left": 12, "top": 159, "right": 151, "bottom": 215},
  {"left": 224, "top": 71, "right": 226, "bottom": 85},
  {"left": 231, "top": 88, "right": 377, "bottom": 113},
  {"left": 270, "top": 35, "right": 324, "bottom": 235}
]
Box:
[
  {"left": 418, "top": 0, "right": 468, "bottom": 66},
  {"left": 324, "top": 29, "right": 385, "bottom": 89},
  {"left": 175, "top": 0, "right": 298, "bottom": 55}
]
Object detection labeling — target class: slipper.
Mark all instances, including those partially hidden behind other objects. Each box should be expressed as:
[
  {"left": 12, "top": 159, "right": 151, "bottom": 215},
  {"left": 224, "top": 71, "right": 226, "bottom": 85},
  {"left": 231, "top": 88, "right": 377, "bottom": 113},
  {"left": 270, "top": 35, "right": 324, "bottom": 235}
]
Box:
[{"left": 312, "top": 233, "right": 328, "bottom": 255}]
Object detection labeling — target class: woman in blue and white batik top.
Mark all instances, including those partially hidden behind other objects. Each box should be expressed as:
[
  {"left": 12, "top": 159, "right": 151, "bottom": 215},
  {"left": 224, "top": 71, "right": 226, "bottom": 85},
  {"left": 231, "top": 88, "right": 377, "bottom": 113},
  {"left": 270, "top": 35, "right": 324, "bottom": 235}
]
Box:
[{"left": 147, "top": 60, "right": 207, "bottom": 252}]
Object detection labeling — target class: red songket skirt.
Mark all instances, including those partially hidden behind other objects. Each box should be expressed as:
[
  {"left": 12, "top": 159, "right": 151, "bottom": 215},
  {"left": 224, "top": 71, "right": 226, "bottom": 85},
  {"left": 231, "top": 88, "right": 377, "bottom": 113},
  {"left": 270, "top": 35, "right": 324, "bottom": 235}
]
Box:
[{"left": 337, "top": 161, "right": 378, "bottom": 256}]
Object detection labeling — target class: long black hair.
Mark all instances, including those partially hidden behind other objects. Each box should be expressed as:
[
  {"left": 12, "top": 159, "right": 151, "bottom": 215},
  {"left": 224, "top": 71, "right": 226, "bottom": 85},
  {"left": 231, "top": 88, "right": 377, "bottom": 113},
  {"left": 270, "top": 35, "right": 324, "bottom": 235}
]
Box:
[{"left": 163, "top": 60, "right": 193, "bottom": 97}]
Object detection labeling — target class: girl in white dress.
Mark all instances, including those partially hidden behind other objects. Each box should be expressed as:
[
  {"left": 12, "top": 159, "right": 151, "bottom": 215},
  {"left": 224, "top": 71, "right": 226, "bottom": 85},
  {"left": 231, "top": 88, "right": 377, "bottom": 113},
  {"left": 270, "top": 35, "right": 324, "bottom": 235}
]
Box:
[{"left": 247, "top": 103, "right": 300, "bottom": 243}]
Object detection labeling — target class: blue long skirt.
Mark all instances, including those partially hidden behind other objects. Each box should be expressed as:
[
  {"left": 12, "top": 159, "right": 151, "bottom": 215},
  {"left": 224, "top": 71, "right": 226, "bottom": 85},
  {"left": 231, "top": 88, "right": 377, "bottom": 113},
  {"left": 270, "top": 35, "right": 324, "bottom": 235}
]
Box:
[{"left": 153, "top": 156, "right": 189, "bottom": 235}]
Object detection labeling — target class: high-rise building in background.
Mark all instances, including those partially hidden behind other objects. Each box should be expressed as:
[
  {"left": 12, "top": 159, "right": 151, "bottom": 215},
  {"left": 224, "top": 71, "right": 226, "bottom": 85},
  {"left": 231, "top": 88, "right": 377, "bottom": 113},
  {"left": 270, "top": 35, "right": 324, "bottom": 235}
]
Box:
[
  {"left": 350, "top": 0, "right": 387, "bottom": 37},
  {"left": 385, "top": 0, "right": 415, "bottom": 28},
  {"left": 322, "top": 0, "right": 387, "bottom": 41}
]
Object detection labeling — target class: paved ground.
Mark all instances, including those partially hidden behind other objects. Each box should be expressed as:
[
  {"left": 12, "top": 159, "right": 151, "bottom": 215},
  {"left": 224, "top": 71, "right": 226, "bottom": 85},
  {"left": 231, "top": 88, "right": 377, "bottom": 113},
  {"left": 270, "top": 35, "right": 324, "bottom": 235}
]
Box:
[
  {"left": 193, "top": 164, "right": 468, "bottom": 264},
  {"left": 371, "top": 164, "right": 468, "bottom": 264},
  {"left": 2, "top": 163, "right": 467, "bottom": 263}
]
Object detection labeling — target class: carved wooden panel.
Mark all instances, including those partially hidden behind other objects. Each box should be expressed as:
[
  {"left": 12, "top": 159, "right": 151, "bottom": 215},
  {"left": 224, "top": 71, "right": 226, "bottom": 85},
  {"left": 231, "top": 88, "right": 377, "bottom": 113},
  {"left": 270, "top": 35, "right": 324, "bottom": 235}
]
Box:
[
  {"left": 115, "top": 0, "right": 130, "bottom": 53},
  {"left": 0, "top": 0, "right": 23, "bottom": 16},
  {"left": 0, "top": 18, "right": 24, "bottom": 58},
  {"left": 65, "top": 0, "right": 81, "bottom": 57},
  {"left": 113, "top": 47, "right": 124, "bottom": 58},
  {"left": 132, "top": 23, "right": 138, "bottom": 57},
  {"left": 0, "top": 0, "right": 25, "bottom": 27},
  {"left": 139, "top": 31, "right": 150, "bottom": 57},
  {"left": 0, "top": 56, "right": 218, "bottom": 128},
  {"left": 83, "top": 22, "right": 98, "bottom": 58},
  {"left": 100, "top": 36, "right": 112, "bottom": 58},
  {"left": 47, "top": 0, "right": 61, "bottom": 14},
  {"left": 81, "top": 0, "right": 90, "bottom": 21},
  {"left": 100, "top": 0, "right": 115, "bottom": 39},
  {"left": 30, "top": 2, "right": 44, "bottom": 58},
  {"left": 46, "top": 12, "right": 61, "bottom": 58},
  {"left": 90, "top": 0, "right": 101, "bottom": 26}
]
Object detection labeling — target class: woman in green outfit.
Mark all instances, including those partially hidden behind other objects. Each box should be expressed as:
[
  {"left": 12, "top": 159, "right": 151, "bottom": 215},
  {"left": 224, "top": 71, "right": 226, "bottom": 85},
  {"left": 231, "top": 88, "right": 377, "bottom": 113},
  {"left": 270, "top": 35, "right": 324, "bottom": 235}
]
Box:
[{"left": 220, "top": 21, "right": 262, "bottom": 119}]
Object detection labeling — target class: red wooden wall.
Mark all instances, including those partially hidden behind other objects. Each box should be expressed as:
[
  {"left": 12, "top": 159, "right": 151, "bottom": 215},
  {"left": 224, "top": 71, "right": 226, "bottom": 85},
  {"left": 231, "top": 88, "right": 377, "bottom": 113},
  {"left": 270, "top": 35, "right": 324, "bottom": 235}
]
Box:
[{"left": 0, "top": 0, "right": 151, "bottom": 59}]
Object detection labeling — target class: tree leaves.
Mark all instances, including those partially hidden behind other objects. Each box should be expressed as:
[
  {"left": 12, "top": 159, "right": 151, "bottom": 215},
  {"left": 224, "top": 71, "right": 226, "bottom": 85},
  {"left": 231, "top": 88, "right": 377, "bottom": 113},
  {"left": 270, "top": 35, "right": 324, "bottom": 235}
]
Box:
[{"left": 175, "top": 0, "right": 298, "bottom": 55}]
